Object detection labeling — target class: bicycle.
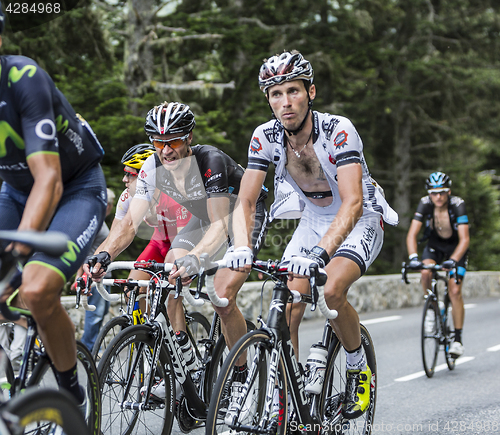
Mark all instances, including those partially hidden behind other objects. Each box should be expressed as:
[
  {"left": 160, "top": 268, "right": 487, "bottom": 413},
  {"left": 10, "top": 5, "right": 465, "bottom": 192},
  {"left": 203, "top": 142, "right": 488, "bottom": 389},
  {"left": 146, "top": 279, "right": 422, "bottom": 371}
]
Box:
[
  {"left": 90, "top": 268, "right": 211, "bottom": 367},
  {"left": 95, "top": 257, "right": 253, "bottom": 435},
  {"left": 0, "top": 229, "right": 101, "bottom": 435},
  {"left": 206, "top": 259, "right": 377, "bottom": 435},
  {"left": 402, "top": 262, "right": 457, "bottom": 378}
]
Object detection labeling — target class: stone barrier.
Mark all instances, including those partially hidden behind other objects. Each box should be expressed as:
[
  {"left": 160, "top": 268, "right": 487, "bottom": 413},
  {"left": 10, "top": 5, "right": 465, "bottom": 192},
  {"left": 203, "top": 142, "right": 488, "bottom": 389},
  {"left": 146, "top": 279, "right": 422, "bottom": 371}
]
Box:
[{"left": 64, "top": 271, "right": 500, "bottom": 340}]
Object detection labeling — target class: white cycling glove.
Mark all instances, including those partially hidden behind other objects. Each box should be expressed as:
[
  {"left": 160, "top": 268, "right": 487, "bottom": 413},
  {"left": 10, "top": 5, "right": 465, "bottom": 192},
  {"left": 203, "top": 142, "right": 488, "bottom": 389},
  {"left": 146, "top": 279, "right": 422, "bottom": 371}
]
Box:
[
  {"left": 224, "top": 246, "right": 254, "bottom": 269},
  {"left": 287, "top": 256, "right": 318, "bottom": 277}
]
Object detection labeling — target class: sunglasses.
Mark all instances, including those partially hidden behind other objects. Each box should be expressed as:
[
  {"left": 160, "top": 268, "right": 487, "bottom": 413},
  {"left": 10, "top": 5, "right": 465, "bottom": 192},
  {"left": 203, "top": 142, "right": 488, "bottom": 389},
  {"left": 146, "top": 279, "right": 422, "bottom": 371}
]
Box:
[
  {"left": 428, "top": 190, "right": 449, "bottom": 196},
  {"left": 149, "top": 133, "right": 189, "bottom": 150},
  {"left": 123, "top": 170, "right": 138, "bottom": 179}
]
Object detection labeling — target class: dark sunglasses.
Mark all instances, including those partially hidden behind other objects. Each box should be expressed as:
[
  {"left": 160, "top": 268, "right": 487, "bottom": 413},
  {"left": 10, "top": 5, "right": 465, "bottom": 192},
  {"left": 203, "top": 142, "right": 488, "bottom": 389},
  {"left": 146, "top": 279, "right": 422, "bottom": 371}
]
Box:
[{"left": 149, "top": 133, "right": 189, "bottom": 150}]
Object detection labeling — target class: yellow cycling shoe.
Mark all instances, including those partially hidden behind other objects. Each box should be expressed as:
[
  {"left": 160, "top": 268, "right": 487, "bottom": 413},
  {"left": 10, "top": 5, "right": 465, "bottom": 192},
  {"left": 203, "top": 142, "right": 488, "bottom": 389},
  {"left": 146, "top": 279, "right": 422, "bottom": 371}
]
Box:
[{"left": 342, "top": 365, "right": 372, "bottom": 420}]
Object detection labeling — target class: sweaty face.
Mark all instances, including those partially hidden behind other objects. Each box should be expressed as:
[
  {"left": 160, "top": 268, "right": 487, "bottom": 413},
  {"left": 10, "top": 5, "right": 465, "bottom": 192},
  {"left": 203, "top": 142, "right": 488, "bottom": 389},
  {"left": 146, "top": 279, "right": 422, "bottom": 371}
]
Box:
[
  {"left": 428, "top": 189, "right": 450, "bottom": 207},
  {"left": 267, "top": 81, "right": 315, "bottom": 131}
]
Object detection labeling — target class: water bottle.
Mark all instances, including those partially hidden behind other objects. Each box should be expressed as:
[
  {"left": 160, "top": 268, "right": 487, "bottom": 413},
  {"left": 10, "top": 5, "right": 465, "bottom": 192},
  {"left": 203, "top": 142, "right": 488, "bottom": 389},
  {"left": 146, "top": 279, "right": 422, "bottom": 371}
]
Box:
[
  {"left": 305, "top": 343, "right": 328, "bottom": 395},
  {"left": 175, "top": 331, "right": 197, "bottom": 371},
  {"left": 438, "top": 301, "right": 445, "bottom": 317}
]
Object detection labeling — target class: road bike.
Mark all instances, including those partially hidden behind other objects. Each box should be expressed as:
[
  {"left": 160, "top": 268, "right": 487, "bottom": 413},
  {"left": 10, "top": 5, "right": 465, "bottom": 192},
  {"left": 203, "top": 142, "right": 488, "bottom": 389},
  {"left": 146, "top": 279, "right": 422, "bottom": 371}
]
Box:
[
  {"left": 89, "top": 268, "right": 211, "bottom": 367},
  {"left": 0, "top": 230, "right": 99, "bottom": 434},
  {"left": 402, "top": 262, "right": 456, "bottom": 378},
  {"left": 95, "top": 257, "right": 253, "bottom": 434},
  {"left": 206, "top": 259, "right": 377, "bottom": 435}
]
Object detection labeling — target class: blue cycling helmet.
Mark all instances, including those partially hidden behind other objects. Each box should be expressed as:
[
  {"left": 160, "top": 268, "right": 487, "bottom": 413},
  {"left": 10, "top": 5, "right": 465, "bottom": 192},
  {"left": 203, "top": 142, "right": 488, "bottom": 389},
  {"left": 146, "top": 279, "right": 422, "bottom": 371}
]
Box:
[
  {"left": 426, "top": 172, "right": 451, "bottom": 191},
  {"left": 0, "top": 2, "right": 5, "bottom": 35}
]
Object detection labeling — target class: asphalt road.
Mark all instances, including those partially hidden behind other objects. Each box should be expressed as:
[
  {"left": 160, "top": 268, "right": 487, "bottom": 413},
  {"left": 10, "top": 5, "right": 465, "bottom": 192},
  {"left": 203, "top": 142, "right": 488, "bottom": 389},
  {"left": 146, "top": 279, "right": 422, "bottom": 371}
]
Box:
[{"left": 171, "top": 296, "right": 500, "bottom": 435}]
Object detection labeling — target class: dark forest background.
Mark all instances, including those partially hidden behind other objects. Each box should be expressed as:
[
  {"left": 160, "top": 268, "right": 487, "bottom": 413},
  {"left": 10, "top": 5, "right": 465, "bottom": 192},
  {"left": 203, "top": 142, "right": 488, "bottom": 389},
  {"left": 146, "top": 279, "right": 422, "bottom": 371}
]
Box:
[{"left": 2, "top": 0, "right": 500, "bottom": 275}]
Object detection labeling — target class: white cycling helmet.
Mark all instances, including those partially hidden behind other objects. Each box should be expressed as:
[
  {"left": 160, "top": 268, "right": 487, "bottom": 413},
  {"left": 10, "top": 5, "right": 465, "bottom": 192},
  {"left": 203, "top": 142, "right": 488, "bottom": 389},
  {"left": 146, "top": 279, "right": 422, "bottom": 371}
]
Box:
[
  {"left": 258, "top": 51, "right": 314, "bottom": 93},
  {"left": 144, "top": 102, "right": 196, "bottom": 136}
]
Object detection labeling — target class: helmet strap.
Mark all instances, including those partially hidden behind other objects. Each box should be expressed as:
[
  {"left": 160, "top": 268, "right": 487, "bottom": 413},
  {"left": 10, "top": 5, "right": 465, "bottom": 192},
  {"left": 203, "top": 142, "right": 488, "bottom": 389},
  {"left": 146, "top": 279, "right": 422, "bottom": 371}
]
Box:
[{"left": 284, "top": 107, "right": 311, "bottom": 136}]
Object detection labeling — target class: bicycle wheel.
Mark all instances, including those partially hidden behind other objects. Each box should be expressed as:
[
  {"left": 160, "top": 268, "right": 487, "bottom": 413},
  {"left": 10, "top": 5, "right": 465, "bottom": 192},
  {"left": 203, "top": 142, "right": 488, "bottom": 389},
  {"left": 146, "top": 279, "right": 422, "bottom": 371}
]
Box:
[
  {"left": 206, "top": 329, "right": 288, "bottom": 435},
  {"left": 443, "top": 295, "right": 456, "bottom": 371},
  {"left": 185, "top": 311, "right": 211, "bottom": 363},
  {"left": 421, "top": 297, "right": 440, "bottom": 378},
  {"left": 91, "top": 315, "right": 131, "bottom": 364},
  {"left": 28, "top": 341, "right": 101, "bottom": 435},
  {"left": 98, "top": 324, "right": 175, "bottom": 435},
  {"left": 0, "top": 346, "right": 14, "bottom": 399},
  {"left": 4, "top": 387, "right": 89, "bottom": 435},
  {"left": 320, "top": 324, "right": 377, "bottom": 435}
]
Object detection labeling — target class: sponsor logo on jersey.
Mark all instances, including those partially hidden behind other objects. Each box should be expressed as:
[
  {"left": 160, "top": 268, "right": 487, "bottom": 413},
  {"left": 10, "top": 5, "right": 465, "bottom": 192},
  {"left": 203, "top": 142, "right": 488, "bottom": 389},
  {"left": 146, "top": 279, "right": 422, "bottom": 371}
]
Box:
[
  {"left": 334, "top": 130, "right": 348, "bottom": 148},
  {"left": 204, "top": 168, "right": 212, "bottom": 178},
  {"left": 250, "top": 137, "right": 263, "bottom": 154},
  {"left": 322, "top": 117, "right": 340, "bottom": 140},
  {"left": 206, "top": 173, "right": 222, "bottom": 184},
  {"left": 76, "top": 215, "right": 99, "bottom": 250}
]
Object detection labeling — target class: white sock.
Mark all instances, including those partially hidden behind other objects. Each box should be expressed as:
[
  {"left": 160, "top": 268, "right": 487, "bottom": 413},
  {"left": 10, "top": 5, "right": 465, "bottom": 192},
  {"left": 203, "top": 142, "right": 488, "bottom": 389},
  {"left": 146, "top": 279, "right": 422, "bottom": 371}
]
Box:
[
  {"left": 345, "top": 344, "right": 366, "bottom": 371},
  {"left": 10, "top": 324, "right": 27, "bottom": 360}
]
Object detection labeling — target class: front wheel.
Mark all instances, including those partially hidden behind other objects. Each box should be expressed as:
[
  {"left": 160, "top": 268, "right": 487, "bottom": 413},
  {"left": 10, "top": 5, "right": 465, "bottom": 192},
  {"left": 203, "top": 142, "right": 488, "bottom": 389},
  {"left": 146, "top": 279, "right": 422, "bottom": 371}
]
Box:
[
  {"left": 28, "top": 341, "right": 101, "bottom": 435},
  {"left": 98, "top": 324, "right": 175, "bottom": 435},
  {"left": 206, "top": 329, "right": 288, "bottom": 435},
  {"left": 320, "top": 324, "right": 377, "bottom": 435},
  {"left": 421, "top": 297, "right": 440, "bottom": 378},
  {"left": 91, "top": 315, "right": 131, "bottom": 364},
  {"left": 4, "top": 387, "right": 89, "bottom": 435}
]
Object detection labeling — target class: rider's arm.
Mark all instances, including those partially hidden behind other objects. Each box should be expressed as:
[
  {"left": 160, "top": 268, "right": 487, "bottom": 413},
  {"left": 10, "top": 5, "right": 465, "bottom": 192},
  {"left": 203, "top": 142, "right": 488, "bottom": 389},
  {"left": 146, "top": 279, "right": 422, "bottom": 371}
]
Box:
[
  {"left": 189, "top": 195, "right": 231, "bottom": 258},
  {"left": 233, "top": 169, "right": 267, "bottom": 250},
  {"left": 406, "top": 219, "right": 423, "bottom": 258},
  {"left": 15, "top": 153, "right": 63, "bottom": 255},
  {"left": 449, "top": 223, "right": 469, "bottom": 262},
  {"left": 315, "top": 163, "right": 363, "bottom": 256},
  {"left": 93, "top": 196, "right": 151, "bottom": 260}
]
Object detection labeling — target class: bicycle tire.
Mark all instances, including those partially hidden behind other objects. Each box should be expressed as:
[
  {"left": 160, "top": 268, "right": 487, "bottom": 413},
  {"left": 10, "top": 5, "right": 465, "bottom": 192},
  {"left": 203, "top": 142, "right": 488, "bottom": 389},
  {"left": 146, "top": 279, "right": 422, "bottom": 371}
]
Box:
[
  {"left": 28, "top": 341, "right": 101, "bottom": 435},
  {"left": 3, "top": 387, "right": 89, "bottom": 435},
  {"left": 0, "top": 345, "right": 15, "bottom": 398},
  {"left": 443, "top": 294, "right": 456, "bottom": 371},
  {"left": 98, "top": 324, "right": 175, "bottom": 435},
  {"left": 421, "top": 297, "right": 440, "bottom": 378},
  {"left": 91, "top": 315, "right": 131, "bottom": 364},
  {"left": 206, "top": 329, "right": 288, "bottom": 435},
  {"left": 320, "top": 324, "right": 377, "bottom": 435}
]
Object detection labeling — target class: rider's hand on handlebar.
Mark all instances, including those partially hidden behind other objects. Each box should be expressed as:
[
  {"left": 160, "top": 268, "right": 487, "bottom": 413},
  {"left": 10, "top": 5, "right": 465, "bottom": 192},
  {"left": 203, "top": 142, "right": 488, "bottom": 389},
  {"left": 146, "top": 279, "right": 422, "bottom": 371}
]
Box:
[
  {"left": 224, "top": 246, "right": 253, "bottom": 272},
  {"left": 441, "top": 258, "right": 457, "bottom": 271},
  {"left": 407, "top": 254, "right": 423, "bottom": 270},
  {"left": 170, "top": 254, "right": 199, "bottom": 285},
  {"left": 83, "top": 251, "right": 111, "bottom": 281},
  {"left": 288, "top": 246, "right": 329, "bottom": 280}
]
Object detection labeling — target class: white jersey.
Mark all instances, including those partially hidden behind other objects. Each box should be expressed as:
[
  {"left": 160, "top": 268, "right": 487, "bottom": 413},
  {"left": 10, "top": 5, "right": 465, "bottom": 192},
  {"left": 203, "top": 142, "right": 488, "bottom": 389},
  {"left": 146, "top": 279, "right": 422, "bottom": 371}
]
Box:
[
  {"left": 115, "top": 188, "right": 132, "bottom": 220},
  {"left": 247, "top": 111, "right": 398, "bottom": 225}
]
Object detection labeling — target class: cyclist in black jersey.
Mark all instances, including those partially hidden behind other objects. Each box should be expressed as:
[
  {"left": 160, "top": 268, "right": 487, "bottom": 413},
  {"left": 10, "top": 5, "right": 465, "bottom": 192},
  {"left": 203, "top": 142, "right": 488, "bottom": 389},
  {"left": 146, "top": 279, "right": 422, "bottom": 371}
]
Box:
[
  {"left": 0, "top": 3, "right": 107, "bottom": 409},
  {"left": 406, "top": 172, "right": 470, "bottom": 358},
  {"left": 86, "top": 101, "right": 268, "bottom": 373}
]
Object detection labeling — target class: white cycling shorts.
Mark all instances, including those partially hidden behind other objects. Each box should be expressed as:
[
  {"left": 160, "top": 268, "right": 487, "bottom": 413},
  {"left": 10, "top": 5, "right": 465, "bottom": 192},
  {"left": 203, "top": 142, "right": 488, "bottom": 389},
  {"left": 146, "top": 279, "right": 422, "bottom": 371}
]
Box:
[{"left": 282, "top": 208, "right": 384, "bottom": 275}]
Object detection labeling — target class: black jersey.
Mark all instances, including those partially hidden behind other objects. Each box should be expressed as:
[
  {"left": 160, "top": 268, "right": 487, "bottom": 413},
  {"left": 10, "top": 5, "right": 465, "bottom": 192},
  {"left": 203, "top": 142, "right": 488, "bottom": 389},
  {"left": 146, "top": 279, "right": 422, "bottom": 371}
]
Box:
[
  {"left": 413, "top": 195, "right": 468, "bottom": 245},
  {"left": 136, "top": 144, "right": 267, "bottom": 223},
  {"left": 0, "top": 55, "right": 104, "bottom": 192}
]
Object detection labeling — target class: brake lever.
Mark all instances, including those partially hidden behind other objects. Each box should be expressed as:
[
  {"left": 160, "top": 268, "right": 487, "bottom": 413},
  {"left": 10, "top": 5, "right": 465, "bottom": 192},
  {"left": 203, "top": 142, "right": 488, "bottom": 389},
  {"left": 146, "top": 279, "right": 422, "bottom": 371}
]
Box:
[
  {"left": 175, "top": 277, "right": 182, "bottom": 299},
  {"left": 309, "top": 264, "right": 319, "bottom": 312},
  {"left": 401, "top": 262, "right": 410, "bottom": 285}
]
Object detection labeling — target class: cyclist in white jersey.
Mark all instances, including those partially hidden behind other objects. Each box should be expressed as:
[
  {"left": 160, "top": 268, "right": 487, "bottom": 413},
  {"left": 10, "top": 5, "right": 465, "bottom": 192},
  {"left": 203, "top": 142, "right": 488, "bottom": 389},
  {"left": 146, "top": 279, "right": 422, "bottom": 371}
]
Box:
[{"left": 226, "top": 50, "right": 398, "bottom": 420}]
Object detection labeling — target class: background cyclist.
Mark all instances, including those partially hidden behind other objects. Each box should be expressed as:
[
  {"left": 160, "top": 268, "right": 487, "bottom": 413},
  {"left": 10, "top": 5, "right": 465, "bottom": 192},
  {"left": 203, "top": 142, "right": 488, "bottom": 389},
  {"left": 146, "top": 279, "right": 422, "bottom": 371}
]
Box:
[
  {"left": 85, "top": 102, "right": 268, "bottom": 387},
  {"left": 227, "top": 50, "right": 398, "bottom": 419},
  {"left": 0, "top": 3, "right": 106, "bottom": 410},
  {"left": 406, "top": 171, "right": 470, "bottom": 358}
]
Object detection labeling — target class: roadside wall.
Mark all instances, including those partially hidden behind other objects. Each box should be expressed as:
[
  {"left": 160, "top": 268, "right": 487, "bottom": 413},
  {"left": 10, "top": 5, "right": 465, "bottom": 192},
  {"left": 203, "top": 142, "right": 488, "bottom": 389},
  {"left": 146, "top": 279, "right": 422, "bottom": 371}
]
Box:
[{"left": 64, "top": 271, "right": 500, "bottom": 339}]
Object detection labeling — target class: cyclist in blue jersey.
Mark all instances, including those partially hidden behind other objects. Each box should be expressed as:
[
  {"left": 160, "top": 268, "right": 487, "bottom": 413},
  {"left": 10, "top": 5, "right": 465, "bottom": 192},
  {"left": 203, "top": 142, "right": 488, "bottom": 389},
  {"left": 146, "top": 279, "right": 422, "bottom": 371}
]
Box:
[
  {"left": 0, "top": 3, "right": 107, "bottom": 409},
  {"left": 406, "top": 172, "right": 470, "bottom": 358}
]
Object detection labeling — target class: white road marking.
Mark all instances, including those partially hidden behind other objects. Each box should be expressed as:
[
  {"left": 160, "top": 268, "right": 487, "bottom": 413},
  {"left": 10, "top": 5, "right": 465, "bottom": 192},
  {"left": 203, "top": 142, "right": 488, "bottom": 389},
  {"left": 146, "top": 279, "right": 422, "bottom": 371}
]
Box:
[
  {"left": 362, "top": 315, "right": 402, "bottom": 325},
  {"left": 487, "top": 344, "right": 500, "bottom": 352},
  {"left": 464, "top": 303, "right": 476, "bottom": 309},
  {"left": 395, "top": 356, "right": 475, "bottom": 382}
]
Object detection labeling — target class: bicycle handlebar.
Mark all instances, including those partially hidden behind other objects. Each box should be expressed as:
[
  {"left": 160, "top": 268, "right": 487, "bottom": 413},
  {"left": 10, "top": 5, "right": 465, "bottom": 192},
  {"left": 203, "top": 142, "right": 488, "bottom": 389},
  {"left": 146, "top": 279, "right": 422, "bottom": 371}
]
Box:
[
  {"left": 401, "top": 261, "right": 459, "bottom": 284},
  {"left": 0, "top": 230, "right": 69, "bottom": 257}
]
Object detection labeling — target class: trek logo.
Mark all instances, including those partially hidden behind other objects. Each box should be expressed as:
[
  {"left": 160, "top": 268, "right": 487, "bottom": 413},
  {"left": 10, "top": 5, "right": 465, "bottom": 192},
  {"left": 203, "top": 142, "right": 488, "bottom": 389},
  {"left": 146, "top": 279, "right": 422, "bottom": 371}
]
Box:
[
  {"left": 204, "top": 169, "right": 212, "bottom": 178},
  {"left": 270, "top": 299, "right": 284, "bottom": 312}
]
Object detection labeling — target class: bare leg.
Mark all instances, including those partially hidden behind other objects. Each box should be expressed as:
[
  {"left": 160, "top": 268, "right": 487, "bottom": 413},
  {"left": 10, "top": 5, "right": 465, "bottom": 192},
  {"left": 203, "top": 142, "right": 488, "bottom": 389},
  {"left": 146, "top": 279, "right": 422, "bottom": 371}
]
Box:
[
  {"left": 421, "top": 259, "right": 435, "bottom": 298},
  {"left": 448, "top": 278, "right": 465, "bottom": 331}
]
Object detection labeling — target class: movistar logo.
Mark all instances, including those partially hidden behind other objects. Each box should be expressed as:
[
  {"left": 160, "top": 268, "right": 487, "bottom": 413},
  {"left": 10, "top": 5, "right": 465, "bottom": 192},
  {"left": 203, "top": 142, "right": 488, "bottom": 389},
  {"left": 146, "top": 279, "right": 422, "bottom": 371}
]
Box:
[
  {"left": 0, "top": 121, "right": 25, "bottom": 158},
  {"left": 8, "top": 65, "right": 37, "bottom": 87},
  {"left": 60, "top": 241, "right": 81, "bottom": 267},
  {"left": 55, "top": 115, "right": 69, "bottom": 134}
]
